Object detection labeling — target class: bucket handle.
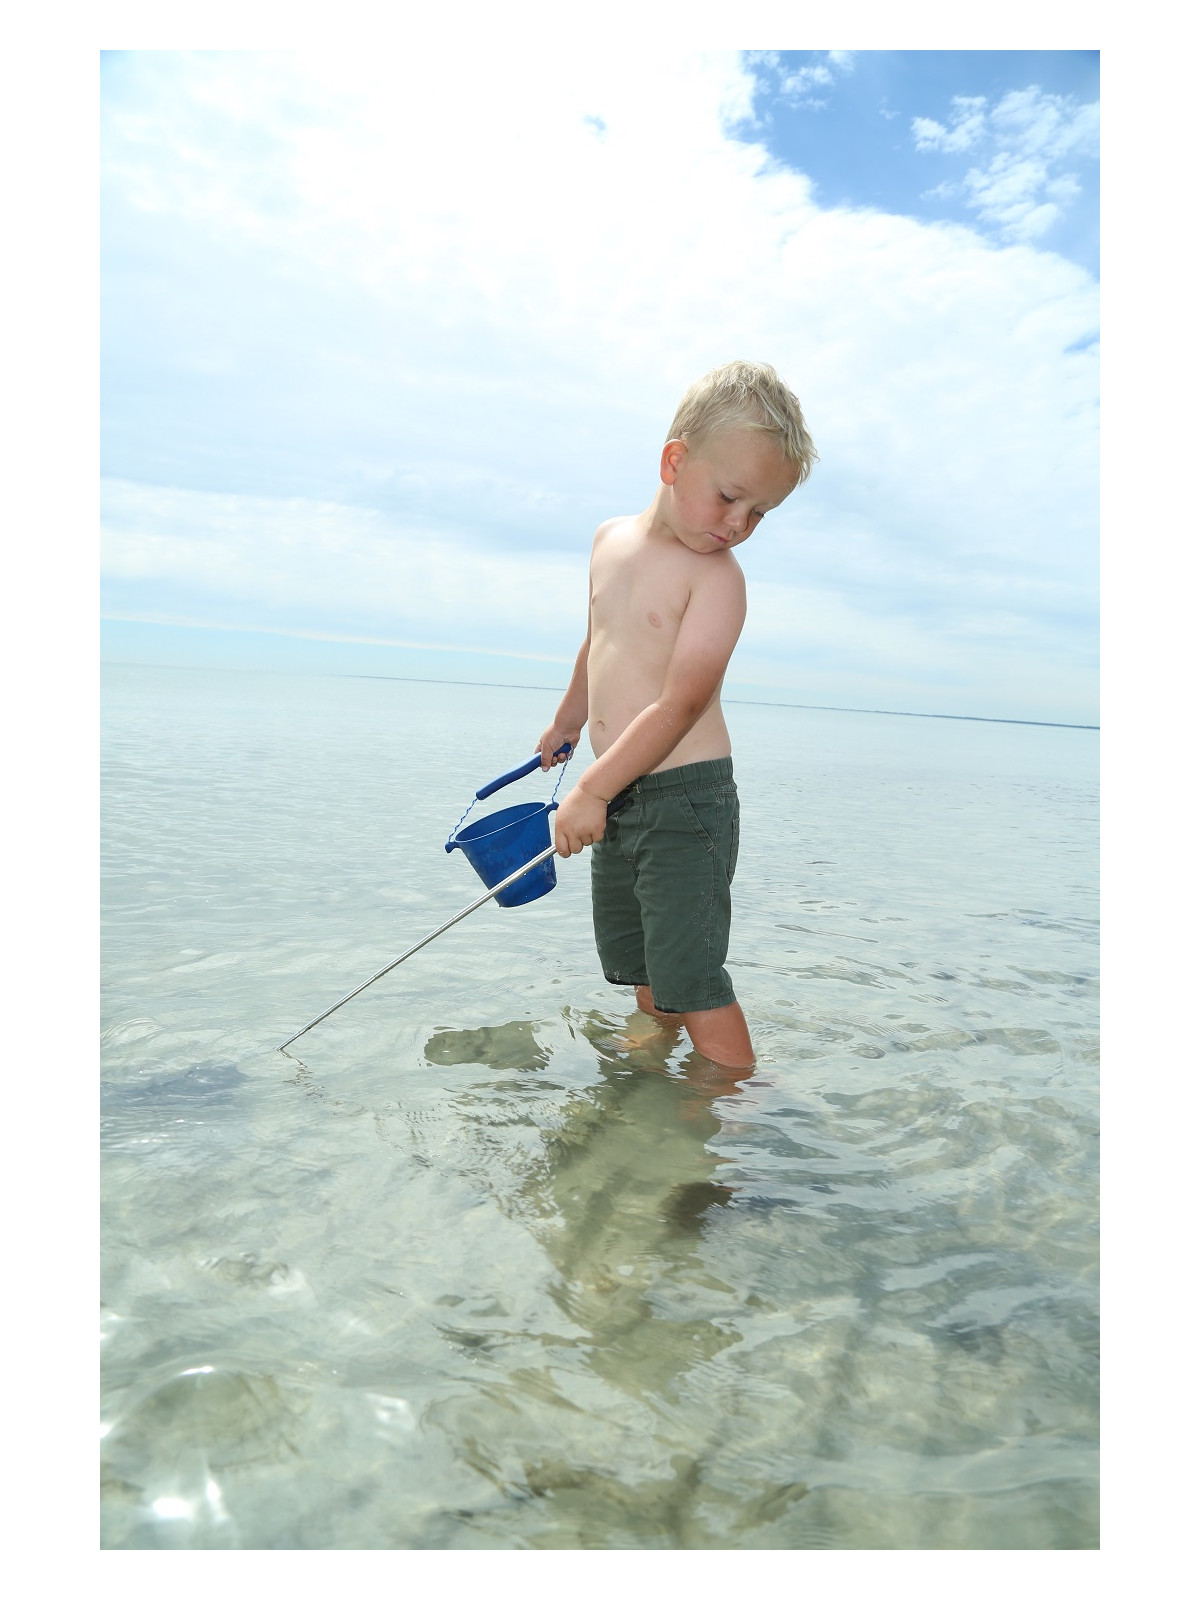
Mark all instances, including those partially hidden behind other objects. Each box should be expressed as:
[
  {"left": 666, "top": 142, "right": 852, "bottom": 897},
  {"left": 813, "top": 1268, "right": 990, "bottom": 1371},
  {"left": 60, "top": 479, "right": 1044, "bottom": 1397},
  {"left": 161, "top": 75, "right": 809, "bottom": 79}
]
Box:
[
  {"left": 475, "top": 742, "right": 572, "bottom": 800},
  {"left": 446, "top": 742, "right": 572, "bottom": 852}
]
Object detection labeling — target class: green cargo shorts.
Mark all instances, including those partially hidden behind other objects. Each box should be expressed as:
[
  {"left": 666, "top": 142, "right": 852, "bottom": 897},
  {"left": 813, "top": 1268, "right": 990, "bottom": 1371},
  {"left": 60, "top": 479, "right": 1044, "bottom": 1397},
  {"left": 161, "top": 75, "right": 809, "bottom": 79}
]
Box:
[{"left": 590, "top": 757, "right": 740, "bottom": 1014}]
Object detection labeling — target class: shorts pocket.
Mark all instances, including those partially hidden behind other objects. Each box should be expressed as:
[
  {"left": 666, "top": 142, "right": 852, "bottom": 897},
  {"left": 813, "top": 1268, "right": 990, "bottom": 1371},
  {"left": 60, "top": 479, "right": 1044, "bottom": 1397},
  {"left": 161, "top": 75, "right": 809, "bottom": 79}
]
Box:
[{"left": 675, "top": 792, "right": 715, "bottom": 851}]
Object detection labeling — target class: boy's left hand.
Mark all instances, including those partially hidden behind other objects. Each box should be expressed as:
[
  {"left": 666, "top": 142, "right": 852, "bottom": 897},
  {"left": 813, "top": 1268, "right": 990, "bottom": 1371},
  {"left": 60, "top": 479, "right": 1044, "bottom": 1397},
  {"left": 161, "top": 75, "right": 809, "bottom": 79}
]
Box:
[
  {"left": 536, "top": 723, "right": 581, "bottom": 770},
  {"left": 554, "top": 785, "right": 609, "bottom": 856}
]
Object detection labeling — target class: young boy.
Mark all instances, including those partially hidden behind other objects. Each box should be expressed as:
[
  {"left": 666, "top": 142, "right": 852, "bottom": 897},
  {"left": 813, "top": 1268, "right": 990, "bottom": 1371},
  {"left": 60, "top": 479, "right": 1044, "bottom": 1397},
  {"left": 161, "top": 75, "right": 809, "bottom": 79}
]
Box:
[{"left": 536, "top": 361, "right": 817, "bottom": 1070}]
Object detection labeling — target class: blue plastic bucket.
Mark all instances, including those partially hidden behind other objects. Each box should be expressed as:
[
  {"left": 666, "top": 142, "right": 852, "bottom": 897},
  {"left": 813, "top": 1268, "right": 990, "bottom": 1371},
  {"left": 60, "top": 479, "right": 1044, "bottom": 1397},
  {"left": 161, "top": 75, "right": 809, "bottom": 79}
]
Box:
[{"left": 448, "top": 800, "right": 558, "bottom": 908}]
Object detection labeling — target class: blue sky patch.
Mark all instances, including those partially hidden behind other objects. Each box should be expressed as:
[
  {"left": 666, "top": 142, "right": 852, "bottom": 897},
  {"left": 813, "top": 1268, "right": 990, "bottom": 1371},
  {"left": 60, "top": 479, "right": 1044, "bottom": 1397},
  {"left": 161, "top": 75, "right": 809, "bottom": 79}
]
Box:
[{"left": 736, "top": 51, "right": 1100, "bottom": 276}]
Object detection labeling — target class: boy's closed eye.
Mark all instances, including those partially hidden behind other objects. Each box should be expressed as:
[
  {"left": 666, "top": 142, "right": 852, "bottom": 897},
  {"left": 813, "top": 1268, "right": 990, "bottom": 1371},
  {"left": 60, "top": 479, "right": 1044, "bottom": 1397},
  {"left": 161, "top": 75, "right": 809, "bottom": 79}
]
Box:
[{"left": 720, "top": 491, "right": 767, "bottom": 517}]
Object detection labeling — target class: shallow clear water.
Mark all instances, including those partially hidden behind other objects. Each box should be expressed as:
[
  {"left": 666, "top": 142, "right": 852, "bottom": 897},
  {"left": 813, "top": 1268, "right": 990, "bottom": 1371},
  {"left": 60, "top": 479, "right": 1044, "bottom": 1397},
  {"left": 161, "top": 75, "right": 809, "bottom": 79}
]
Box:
[{"left": 100, "top": 664, "right": 1099, "bottom": 1549}]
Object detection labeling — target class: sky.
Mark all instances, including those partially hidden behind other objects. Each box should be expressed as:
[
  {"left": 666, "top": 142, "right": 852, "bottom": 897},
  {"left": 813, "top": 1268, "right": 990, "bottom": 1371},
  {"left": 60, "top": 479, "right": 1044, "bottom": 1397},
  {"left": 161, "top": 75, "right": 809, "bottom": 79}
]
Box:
[{"left": 100, "top": 48, "right": 1100, "bottom": 724}]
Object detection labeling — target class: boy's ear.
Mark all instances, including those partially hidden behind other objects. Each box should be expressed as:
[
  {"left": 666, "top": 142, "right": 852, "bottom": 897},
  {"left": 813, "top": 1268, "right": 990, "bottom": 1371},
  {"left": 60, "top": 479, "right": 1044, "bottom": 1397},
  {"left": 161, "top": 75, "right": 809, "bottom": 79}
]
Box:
[{"left": 660, "top": 438, "right": 687, "bottom": 485}]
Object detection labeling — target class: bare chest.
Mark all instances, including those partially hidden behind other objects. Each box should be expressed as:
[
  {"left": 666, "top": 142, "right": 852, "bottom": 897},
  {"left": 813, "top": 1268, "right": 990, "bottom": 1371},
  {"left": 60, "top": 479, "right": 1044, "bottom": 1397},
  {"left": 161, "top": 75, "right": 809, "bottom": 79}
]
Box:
[{"left": 590, "top": 535, "right": 693, "bottom": 652}]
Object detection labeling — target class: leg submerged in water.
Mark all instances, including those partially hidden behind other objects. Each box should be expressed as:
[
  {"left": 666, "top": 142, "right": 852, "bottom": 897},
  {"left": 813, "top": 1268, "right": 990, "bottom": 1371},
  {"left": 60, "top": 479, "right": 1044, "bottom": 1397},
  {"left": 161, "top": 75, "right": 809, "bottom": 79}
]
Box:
[
  {"left": 681, "top": 1000, "right": 755, "bottom": 1071},
  {"left": 635, "top": 986, "right": 755, "bottom": 1072}
]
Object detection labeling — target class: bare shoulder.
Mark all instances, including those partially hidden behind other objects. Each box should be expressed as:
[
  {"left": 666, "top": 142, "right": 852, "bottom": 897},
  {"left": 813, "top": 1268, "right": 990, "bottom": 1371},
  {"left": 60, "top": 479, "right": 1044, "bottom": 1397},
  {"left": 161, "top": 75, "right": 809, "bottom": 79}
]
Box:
[
  {"left": 690, "top": 548, "right": 747, "bottom": 611},
  {"left": 592, "top": 514, "right": 636, "bottom": 549}
]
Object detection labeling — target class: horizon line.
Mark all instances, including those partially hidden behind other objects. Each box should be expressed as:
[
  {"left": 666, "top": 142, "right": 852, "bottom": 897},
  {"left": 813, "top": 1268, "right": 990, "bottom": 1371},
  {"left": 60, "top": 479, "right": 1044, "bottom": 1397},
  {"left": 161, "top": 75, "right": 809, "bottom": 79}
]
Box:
[
  {"left": 100, "top": 659, "right": 1098, "bottom": 731},
  {"left": 341, "top": 673, "right": 1099, "bottom": 731}
]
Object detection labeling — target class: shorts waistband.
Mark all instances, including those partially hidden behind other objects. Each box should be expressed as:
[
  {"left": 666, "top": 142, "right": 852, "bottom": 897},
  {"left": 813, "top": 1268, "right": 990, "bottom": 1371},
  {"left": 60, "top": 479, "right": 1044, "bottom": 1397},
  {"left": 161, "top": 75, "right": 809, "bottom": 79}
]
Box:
[{"left": 616, "top": 756, "right": 734, "bottom": 801}]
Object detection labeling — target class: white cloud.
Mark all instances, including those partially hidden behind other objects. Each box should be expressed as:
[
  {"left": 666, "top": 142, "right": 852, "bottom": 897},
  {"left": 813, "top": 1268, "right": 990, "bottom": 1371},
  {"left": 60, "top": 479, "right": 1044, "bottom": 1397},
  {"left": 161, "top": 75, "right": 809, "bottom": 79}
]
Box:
[
  {"left": 992, "top": 88, "right": 1100, "bottom": 162},
  {"left": 962, "top": 155, "right": 1061, "bottom": 241},
  {"left": 912, "top": 85, "right": 1099, "bottom": 244},
  {"left": 776, "top": 50, "right": 854, "bottom": 108},
  {"left": 100, "top": 480, "right": 582, "bottom": 656},
  {"left": 101, "top": 51, "right": 1099, "bottom": 722},
  {"left": 912, "top": 116, "right": 948, "bottom": 152},
  {"left": 779, "top": 63, "right": 833, "bottom": 104},
  {"left": 911, "top": 95, "right": 988, "bottom": 154}
]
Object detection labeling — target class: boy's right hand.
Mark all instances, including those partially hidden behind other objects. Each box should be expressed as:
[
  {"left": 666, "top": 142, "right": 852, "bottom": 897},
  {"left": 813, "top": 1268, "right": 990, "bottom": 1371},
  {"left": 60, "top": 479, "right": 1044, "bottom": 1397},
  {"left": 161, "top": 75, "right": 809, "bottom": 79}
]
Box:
[
  {"left": 536, "top": 723, "right": 582, "bottom": 770},
  {"left": 554, "top": 785, "right": 608, "bottom": 856}
]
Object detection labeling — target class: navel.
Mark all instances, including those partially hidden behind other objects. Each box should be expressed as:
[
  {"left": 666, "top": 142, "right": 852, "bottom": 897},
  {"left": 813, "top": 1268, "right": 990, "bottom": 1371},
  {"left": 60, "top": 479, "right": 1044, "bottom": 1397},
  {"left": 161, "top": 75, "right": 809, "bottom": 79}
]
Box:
[{"left": 648, "top": 612, "right": 662, "bottom": 628}]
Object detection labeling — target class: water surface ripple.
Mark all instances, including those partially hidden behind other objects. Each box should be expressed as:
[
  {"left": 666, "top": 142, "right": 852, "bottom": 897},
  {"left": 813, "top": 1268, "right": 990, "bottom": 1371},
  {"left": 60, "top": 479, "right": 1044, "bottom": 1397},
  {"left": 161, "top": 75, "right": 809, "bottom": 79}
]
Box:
[{"left": 100, "top": 666, "right": 1099, "bottom": 1548}]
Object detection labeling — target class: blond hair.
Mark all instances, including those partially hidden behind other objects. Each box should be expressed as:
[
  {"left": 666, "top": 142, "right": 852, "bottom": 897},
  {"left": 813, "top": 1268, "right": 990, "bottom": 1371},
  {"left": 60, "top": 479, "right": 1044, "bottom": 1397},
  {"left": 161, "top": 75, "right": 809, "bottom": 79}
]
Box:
[{"left": 667, "top": 360, "right": 818, "bottom": 485}]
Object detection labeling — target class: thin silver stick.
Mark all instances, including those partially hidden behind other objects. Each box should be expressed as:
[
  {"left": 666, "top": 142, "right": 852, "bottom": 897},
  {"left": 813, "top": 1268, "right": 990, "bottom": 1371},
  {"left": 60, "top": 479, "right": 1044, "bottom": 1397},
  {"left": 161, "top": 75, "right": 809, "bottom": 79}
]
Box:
[{"left": 278, "top": 844, "right": 559, "bottom": 1051}]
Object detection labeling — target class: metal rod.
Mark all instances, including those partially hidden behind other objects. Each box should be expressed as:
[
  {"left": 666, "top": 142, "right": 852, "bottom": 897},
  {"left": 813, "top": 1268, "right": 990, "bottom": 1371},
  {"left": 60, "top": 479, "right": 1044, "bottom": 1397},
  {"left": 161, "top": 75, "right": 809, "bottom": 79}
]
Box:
[{"left": 278, "top": 844, "right": 559, "bottom": 1050}]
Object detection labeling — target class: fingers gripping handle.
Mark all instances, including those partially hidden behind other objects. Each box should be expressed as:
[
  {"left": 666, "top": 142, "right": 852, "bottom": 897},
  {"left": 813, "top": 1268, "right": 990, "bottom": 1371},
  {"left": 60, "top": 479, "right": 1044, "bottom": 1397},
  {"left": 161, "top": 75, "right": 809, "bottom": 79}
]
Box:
[
  {"left": 476, "top": 742, "right": 571, "bottom": 800},
  {"left": 445, "top": 744, "right": 574, "bottom": 855}
]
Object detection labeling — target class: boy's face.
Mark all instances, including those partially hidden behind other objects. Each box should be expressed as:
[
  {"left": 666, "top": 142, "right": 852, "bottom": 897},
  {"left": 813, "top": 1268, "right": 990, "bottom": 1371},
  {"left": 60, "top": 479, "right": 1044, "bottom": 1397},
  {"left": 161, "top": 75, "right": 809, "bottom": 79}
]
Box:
[{"left": 661, "top": 427, "right": 798, "bottom": 555}]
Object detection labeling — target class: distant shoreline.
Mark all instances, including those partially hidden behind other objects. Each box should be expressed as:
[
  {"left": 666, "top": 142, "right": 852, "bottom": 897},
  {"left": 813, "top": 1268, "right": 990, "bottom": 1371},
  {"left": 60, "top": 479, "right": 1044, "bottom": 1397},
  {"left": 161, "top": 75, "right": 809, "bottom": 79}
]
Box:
[
  {"left": 340, "top": 673, "right": 1099, "bottom": 731},
  {"left": 725, "top": 697, "right": 1099, "bottom": 732},
  {"left": 100, "top": 659, "right": 1099, "bottom": 731}
]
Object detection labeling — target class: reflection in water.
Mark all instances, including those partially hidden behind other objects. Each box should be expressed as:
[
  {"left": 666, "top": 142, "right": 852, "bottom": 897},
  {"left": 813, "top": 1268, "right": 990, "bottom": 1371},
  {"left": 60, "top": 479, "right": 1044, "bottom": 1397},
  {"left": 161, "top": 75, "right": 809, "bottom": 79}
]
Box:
[
  {"left": 425, "top": 1020, "right": 551, "bottom": 1072},
  {"left": 414, "top": 1011, "right": 793, "bottom": 1545}
]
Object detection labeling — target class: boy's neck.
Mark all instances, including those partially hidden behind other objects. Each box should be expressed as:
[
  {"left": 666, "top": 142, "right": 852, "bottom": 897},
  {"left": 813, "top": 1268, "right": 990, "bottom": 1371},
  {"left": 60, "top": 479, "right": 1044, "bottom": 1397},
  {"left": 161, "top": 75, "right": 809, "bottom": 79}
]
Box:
[{"left": 643, "top": 484, "right": 679, "bottom": 543}]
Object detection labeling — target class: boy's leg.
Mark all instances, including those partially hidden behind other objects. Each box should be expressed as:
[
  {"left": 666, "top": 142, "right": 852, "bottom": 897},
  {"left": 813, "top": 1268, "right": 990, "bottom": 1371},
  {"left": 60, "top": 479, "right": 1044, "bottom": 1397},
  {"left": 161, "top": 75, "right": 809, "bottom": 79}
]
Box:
[
  {"left": 679, "top": 1002, "right": 755, "bottom": 1070},
  {"left": 624, "top": 763, "right": 750, "bottom": 1069},
  {"left": 635, "top": 985, "right": 682, "bottom": 1027},
  {"left": 591, "top": 821, "right": 650, "bottom": 991},
  {"left": 635, "top": 987, "right": 754, "bottom": 1070},
  {"left": 633, "top": 985, "right": 755, "bottom": 1075}
]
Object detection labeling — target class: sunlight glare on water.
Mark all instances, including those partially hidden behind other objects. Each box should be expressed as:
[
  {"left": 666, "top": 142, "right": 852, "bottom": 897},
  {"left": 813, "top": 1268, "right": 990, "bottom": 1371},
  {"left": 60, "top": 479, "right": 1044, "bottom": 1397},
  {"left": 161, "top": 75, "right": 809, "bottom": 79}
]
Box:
[{"left": 100, "top": 665, "right": 1099, "bottom": 1549}]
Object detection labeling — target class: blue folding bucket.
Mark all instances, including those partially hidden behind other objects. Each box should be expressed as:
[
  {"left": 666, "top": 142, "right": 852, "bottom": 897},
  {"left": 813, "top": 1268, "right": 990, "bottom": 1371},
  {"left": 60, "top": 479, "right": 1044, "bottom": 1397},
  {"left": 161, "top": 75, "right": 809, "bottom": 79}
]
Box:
[
  {"left": 445, "top": 744, "right": 572, "bottom": 908},
  {"left": 448, "top": 799, "right": 559, "bottom": 908}
]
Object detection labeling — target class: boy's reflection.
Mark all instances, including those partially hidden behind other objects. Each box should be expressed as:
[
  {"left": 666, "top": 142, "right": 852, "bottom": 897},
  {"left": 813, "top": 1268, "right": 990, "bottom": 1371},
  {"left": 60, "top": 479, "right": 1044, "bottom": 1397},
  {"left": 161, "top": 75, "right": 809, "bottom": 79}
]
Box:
[{"left": 425, "top": 1007, "right": 755, "bottom": 1396}]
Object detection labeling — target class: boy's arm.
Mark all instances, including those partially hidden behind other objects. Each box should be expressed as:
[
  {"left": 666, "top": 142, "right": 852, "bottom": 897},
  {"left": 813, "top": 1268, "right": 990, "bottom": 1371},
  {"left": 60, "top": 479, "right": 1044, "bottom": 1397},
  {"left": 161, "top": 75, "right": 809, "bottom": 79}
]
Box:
[
  {"left": 554, "top": 563, "right": 746, "bottom": 853},
  {"left": 536, "top": 596, "right": 591, "bottom": 769}
]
